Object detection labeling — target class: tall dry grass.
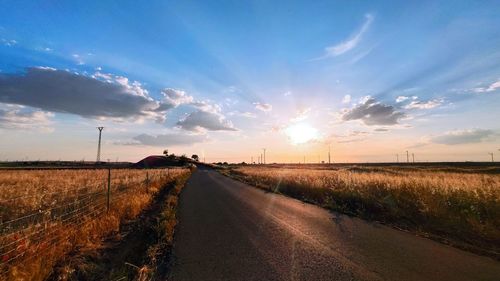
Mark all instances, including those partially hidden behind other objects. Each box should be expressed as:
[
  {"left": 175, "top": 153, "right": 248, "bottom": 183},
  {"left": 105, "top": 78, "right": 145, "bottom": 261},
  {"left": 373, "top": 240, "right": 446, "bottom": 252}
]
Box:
[
  {"left": 228, "top": 166, "right": 500, "bottom": 257},
  {"left": 0, "top": 168, "right": 190, "bottom": 281}
]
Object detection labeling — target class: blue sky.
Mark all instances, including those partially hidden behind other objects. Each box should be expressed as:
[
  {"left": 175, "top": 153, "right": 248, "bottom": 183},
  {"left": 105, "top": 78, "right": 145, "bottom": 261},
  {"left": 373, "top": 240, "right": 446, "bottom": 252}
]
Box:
[{"left": 0, "top": 0, "right": 499, "bottom": 162}]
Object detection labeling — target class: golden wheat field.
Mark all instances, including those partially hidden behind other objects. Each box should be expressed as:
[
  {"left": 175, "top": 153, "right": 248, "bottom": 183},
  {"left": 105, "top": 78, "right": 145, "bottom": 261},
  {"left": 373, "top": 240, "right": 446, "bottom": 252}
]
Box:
[
  {"left": 227, "top": 165, "right": 500, "bottom": 257},
  {"left": 0, "top": 168, "right": 190, "bottom": 281}
]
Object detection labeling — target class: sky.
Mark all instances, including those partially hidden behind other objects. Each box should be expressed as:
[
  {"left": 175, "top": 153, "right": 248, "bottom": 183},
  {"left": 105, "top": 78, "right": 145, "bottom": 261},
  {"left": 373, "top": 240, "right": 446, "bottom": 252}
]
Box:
[{"left": 0, "top": 0, "right": 499, "bottom": 163}]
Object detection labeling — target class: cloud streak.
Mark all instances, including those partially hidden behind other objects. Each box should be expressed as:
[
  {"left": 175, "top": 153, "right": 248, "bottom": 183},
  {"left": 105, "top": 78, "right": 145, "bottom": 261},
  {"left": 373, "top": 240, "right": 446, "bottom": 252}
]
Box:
[
  {"left": 254, "top": 102, "right": 272, "bottom": 112},
  {"left": 430, "top": 129, "right": 495, "bottom": 145},
  {"left": 132, "top": 132, "right": 208, "bottom": 146},
  {"left": 317, "top": 13, "right": 374, "bottom": 59}
]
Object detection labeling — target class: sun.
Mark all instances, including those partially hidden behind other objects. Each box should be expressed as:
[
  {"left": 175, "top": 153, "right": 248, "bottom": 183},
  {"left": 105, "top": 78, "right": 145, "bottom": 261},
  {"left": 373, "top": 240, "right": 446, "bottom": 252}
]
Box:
[{"left": 285, "top": 122, "right": 319, "bottom": 145}]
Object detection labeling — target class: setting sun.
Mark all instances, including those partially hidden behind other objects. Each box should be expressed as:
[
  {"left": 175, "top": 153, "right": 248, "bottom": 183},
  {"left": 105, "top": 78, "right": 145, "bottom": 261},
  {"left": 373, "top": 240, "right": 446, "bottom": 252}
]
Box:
[{"left": 285, "top": 122, "right": 319, "bottom": 145}]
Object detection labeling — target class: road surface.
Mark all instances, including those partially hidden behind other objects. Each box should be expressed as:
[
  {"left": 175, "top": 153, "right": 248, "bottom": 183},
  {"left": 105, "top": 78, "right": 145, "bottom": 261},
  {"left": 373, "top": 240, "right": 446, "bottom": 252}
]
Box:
[{"left": 169, "top": 167, "right": 500, "bottom": 281}]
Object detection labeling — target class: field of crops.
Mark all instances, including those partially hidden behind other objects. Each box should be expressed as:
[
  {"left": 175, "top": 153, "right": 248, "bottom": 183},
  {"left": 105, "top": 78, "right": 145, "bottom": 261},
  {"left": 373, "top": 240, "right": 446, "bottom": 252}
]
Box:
[
  {"left": 226, "top": 164, "right": 500, "bottom": 258},
  {"left": 0, "top": 168, "right": 190, "bottom": 281}
]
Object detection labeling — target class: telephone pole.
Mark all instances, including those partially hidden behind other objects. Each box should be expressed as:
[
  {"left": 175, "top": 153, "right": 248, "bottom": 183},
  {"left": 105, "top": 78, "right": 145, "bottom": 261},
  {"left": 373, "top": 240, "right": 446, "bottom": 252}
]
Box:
[
  {"left": 262, "top": 148, "right": 266, "bottom": 164},
  {"left": 489, "top": 153, "right": 494, "bottom": 162},
  {"left": 412, "top": 153, "right": 415, "bottom": 163},
  {"left": 96, "top": 127, "right": 104, "bottom": 163},
  {"left": 406, "top": 151, "right": 409, "bottom": 163},
  {"left": 328, "top": 145, "right": 331, "bottom": 164},
  {"left": 396, "top": 154, "right": 399, "bottom": 163}
]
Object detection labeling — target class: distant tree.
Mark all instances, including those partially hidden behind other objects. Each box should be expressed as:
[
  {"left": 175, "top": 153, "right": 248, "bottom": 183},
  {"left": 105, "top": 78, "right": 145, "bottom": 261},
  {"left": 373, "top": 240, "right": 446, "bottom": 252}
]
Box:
[
  {"left": 191, "top": 154, "right": 199, "bottom": 161},
  {"left": 163, "top": 149, "right": 169, "bottom": 157},
  {"left": 223, "top": 162, "right": 228, "bottom": 165}
]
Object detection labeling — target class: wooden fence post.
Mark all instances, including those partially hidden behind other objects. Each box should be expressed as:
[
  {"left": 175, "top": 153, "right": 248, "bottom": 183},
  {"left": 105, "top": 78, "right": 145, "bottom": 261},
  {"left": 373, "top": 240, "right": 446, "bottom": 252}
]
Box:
[{"left": 107, "top": 167, "right": 111, "bottom": 212}]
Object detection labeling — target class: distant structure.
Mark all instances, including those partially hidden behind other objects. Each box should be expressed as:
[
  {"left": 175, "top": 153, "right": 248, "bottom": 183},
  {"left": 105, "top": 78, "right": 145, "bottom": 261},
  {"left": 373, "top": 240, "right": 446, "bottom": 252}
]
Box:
[
  {"left": 262, "top": 148, "right": 266, "bottom": 164},
  {"left": 406, "top": 151, "right": 409, "bottom": 163},
  {"left": 96, "top": 127, "right": 104, "bottom": 162},
  {"left": 412, "top": 153, "right": 415, "bottom": 163},
  {"left": 396, "top": 154, "right": 399, "bottom": 163},
  {"left": 489, "top": 152, "right": 494, "bottom": 162},
  {"left": 328, "top": 145, "right": 331, "bottom": 164}
]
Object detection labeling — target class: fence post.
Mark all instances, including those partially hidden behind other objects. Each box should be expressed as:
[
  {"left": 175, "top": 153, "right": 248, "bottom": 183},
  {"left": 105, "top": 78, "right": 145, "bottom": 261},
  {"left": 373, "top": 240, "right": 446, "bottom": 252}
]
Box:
[{"left": 107, "top": 167, "right": 111, "bottom": 212}]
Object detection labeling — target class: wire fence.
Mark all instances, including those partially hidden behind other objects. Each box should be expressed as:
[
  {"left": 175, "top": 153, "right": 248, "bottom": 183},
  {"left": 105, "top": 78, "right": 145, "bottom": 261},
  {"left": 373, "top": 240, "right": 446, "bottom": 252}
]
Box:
[{"left": 0, "top": 168, "right": 180, "bottom": 276}]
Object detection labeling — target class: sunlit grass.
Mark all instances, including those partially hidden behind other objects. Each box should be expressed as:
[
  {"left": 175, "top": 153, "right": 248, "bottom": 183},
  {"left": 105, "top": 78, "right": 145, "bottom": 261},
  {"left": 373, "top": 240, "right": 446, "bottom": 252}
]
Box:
[{"left": 0, "top": 168, "right": 191, "bottom": 281}]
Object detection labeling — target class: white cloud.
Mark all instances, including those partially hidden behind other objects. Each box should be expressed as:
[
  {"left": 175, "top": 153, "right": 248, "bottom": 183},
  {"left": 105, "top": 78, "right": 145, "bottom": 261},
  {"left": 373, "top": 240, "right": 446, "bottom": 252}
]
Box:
[
  {"left": 321, "top": 14, "right": 374, "bottom": 58},
  {"left": 156, "top": 88, "right": 194, "bottom": 111},
  {"left": 0, "top": 104, "right": 54, "bottom": 132},
  {"left": 430, "top": 129, "right": 495, "bottom": 145},
  {"left": 473, "top": 79, "right": 500, "bottom": 93},
  {"left": 396, "top": 96, "right": 409, "bottom": 103},
  {"left": 177, "top": 110, "right": 237, "bottom": 132},
  {"left": 228, "top": 111, "right": 257, "bottom": 118},
  {"left": 291, "top": 107, "right": 311, "bottom": 122},
  {"left": 1, "top": 39, "right": 17, "bottom": 46},
  {"left": 72, "top": 54, "right": 85, "bottom": 65},
  {"left": 342, "top": 94, "right": 351, "bottom": 104},
  {"left": 283, "top": 91, "right": 292, "bottom": 97},
  {"left": 254, "top": 102, "right": 272, "bottom": 112},
  {"left": 404, "top": 98, "right": 443, "bottom": 109}
]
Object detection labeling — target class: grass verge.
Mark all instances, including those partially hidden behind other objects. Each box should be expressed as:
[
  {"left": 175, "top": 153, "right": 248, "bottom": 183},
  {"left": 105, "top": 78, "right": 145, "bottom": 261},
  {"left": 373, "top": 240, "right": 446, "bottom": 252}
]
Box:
[{"left": 48, "top": 168, "right": 192, "bottom": 281}]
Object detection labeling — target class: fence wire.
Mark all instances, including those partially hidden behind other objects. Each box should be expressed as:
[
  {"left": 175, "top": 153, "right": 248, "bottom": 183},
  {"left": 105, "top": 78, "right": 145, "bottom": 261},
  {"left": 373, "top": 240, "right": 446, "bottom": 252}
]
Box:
[{"left": 0, "top": 168, "right": 176, "bottom": 276}]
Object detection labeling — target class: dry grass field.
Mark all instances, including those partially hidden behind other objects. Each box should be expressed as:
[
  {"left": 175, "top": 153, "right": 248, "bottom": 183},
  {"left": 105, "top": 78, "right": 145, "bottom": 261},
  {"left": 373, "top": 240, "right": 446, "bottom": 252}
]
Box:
[
  {"left": 0, "top": 168, "right": 191, "bottom": 281},
  {"left": 225, "top": 164, "right": 500, "bottom": 258}
]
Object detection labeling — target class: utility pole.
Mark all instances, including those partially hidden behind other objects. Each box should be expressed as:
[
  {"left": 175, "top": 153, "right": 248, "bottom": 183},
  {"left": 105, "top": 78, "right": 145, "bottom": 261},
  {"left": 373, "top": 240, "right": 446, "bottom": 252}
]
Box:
[
  {"left": 96, "top": 127, "right": 104, "bottom": 163},
  {"left": 262, "top": 148, "right": 266, "bottom": 164},
  {"left": 489, "top": 153, "right": 494, "bottom": 162},
  {"left": 396, "top": 154, "right": 399, "bottom": 163},
  {"left": 412, "top": 153, "right": 415, "bottom": 163},
  {"left": 406, "top": 150, "right": 409, "bottom": 163},
  {"left": 328, "top": 145, "right": 331, "bottom": 164}
]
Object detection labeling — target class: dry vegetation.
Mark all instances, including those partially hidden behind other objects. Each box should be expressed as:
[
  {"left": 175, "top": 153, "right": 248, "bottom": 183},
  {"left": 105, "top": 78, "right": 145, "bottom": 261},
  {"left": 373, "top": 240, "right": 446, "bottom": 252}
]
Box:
[
  {"left": 0, "top": 168, "right": 191, "bottom": 281},
  {"left": 226, "top": 165, "right": 500, "bottom": 258}
]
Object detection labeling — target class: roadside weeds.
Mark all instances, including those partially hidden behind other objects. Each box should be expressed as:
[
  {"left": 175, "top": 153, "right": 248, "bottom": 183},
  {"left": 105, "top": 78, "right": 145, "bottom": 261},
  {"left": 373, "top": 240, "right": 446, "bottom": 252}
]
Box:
[{"left": 48, "top": 169, "right": 192, "bottom": 281}]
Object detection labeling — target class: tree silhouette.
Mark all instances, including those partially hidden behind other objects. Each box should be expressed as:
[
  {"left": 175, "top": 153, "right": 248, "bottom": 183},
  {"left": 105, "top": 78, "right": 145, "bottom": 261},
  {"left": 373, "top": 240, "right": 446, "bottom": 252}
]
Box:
[{"left": 191, "top": 154, "right": 199, "bottom": 161}]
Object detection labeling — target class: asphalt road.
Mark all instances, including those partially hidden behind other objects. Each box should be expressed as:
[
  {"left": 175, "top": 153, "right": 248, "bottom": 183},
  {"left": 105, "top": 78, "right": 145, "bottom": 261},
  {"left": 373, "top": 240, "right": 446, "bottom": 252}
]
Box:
[{"left": 169, "top": 167, "right": 500, "bottom": 281}]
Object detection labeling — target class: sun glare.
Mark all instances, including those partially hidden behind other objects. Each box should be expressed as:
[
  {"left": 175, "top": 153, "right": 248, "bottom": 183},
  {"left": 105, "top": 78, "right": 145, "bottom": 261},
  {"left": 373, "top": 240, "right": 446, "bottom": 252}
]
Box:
[{"left": 285, "top": 122, "right": 319, "bottom": 145}]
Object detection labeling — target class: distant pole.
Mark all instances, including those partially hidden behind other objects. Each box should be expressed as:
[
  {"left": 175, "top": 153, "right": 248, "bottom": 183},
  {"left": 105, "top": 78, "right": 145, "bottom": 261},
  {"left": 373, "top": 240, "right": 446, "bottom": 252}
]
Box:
[
  {"left": 262, "top": 148, "right": 266, "bottom": 164},
  {"left": 96, "top": 127, "right": 104, "bottom": 162},
  {"left": 489, "top": 153, "right": 494, "bottom": 162},
  {"left": 396, "top": 154, "right": 399, "bottom": 163},
  {"left": 412, "top": 153, "right": 415, "bottom": 163},
  {"left": 406, "top": 151, "right": 409, "bottom": 163},
  {"left": 328, "top": 145, "right": 331, "bottom": 164}
]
